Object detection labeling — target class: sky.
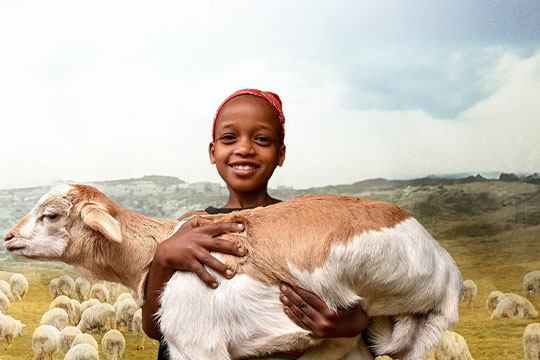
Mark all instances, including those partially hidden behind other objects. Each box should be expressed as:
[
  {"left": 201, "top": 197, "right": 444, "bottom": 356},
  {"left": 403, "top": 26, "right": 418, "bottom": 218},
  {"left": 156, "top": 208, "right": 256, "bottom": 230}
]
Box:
[{"left": 1, "top": 0, "right": 540, "bottom": 190}]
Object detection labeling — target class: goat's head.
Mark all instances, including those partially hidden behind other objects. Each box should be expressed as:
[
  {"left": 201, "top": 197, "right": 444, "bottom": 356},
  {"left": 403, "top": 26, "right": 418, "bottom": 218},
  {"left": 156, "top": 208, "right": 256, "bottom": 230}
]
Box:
[{"left": 4, "top": 184, "right": 122, "bottom": 261}]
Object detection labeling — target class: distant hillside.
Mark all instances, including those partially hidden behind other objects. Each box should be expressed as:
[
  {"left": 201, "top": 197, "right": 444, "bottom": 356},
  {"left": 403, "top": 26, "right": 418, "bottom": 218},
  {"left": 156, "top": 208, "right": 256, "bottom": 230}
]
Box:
[
  {"left": 1, "top": 173, "right": 539, "bottom": 262},
  {"left": 1, "top": 173, "right": 539, "bottom": 359}
]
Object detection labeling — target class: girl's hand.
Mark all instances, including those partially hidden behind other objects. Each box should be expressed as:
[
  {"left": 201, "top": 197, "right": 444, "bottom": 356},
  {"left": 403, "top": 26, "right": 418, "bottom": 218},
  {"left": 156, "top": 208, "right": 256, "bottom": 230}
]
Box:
[
  {"left": 143, "top": 216, "right": 246, "bottom": 339},
  {"left": 279, "top": 283, "right": 369, "bottom": 338},
  {"left": 154, "top": 216, "right": 246, "bottom": 287}
]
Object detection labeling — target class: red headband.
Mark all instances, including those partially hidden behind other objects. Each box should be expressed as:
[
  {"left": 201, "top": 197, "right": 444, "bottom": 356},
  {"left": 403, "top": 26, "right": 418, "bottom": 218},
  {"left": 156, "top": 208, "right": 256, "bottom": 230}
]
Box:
[{"left": 212, "top": 88, "right": 285, "bottom": 143}]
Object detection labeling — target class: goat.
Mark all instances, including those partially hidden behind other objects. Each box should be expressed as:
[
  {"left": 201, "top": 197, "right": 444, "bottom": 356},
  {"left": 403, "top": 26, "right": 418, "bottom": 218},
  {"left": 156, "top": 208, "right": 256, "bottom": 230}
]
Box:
[{"left": 3, "top": 184, "right": 463, "bottom": 360}]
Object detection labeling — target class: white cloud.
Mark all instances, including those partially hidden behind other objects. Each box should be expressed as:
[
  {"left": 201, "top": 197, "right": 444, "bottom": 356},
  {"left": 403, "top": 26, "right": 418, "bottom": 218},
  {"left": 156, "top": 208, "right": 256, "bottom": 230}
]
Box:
[
  {"left": 281, "top": 50, "right": 540, "bottom": 186},
  {"left": 0, "top": 3, "right": 538, "bottom": 190}
]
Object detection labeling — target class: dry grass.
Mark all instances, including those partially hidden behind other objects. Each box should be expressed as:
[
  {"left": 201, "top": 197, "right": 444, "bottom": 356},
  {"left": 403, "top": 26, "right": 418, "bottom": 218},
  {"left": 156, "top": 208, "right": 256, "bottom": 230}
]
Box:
[
  {"left": 433, "top": 224, "right": 540, "bottom": 359},
  {"left": 0, "top": 265, "right": 158, "bottom": 359},
  {"left": 1, "top": 180, "right": 539, "bottom": 359},
  {"left": 3, "top": 225, "right": 537, "bottom": 359}
]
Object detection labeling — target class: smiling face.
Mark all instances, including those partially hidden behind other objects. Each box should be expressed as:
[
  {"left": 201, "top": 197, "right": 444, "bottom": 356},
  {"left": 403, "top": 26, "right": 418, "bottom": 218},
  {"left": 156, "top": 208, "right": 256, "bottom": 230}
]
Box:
[{"left": 209, "top": 95, "right": 286, "bottom": 197}]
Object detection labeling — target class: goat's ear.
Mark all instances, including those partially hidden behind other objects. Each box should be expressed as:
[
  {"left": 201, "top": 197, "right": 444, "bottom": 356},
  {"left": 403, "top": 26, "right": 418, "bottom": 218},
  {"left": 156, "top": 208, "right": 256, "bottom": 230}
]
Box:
[{"left": 80, "top": 202, "right": 122, "bottom": 243}]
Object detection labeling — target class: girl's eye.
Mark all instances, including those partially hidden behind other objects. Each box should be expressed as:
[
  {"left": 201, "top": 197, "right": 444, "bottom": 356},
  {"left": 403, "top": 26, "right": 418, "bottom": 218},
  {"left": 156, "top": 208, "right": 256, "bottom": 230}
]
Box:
[
  {"left": 44, "top": 214, "right": 57, "bottom": 220},
  {"left": 219, "top": 134, "right": 236, "bottom": 143},
  {"left": 255, "top": 136, "right": 271, "bottom": 145}
]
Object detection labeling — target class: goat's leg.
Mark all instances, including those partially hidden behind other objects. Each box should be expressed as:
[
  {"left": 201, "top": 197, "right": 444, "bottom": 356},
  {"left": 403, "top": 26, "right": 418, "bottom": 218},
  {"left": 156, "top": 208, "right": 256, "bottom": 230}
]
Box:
[
  {"left": 166, "top": 342, "right": 231, "bottom": 360},
  {"left": 299, "top": 335, "right": 371, "bottom": 360},
  {"left": 340, "top": 337, "right": 375, "bottom": 360}
]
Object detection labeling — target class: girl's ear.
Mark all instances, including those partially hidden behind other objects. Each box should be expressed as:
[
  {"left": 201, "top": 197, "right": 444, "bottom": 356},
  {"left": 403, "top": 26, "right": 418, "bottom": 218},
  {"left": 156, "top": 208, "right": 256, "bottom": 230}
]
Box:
[
  {"left": 278, "top": 144, "right": 286, "bottom": 166},
  {"left": 208, "top": 142, "right": 216, "bottom": 164}
]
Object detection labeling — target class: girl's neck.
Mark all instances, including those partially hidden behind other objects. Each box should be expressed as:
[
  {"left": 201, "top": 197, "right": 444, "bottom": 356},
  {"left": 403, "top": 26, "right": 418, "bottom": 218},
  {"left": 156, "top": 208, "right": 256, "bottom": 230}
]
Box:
[{"left": 224, "top": 186, "right": 280, "bottom": 209}]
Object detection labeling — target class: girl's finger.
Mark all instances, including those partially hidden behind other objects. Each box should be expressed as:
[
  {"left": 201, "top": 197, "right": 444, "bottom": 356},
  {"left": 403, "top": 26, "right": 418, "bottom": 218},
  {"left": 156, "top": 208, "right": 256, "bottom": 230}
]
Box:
[
  {"left": 190, "top": 262, "right": 219, "bottom": 288},
  {"left": 189, "top": 216, "right": 213, "bottom": 228},
  {"left": 196, "top": 250, "right": 235, "bottom": 279},
  {"left": 280, "top": 286, "right": 320, "bottom": 322},
  {"left": 282, "top": 283, "right": 333, "bottom": 318},
  {"left": 283, "top": 306, "right": 311, "bottom": 331},
  {"left": 202, "top": 234, "right": 247, "bottom": 256},
  {"left": 202, "top": 222, "right": 244, "bottom": 237}
]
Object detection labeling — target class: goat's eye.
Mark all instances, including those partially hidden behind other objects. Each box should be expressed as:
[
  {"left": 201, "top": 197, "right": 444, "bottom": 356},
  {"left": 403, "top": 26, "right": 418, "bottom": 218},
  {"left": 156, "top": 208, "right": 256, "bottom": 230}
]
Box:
[{"left": 45, "top": 214, "right": 57, "bottom": 220}]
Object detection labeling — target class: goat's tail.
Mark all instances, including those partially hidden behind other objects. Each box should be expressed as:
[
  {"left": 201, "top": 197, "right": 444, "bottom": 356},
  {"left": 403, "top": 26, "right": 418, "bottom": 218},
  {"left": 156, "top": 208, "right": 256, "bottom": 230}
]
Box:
[
  {"left": 367, "top": 280, "right": 463, "bottom": 359},
  {"left": 366, "top": 313, "right": 446, "bottom": 360}
]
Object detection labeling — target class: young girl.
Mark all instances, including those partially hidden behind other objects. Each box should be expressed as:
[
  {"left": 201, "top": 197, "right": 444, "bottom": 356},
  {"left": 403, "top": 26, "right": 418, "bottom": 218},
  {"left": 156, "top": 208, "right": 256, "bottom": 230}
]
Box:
[{"left": 141, "top": 89, "right": 370, "bottom": 359}]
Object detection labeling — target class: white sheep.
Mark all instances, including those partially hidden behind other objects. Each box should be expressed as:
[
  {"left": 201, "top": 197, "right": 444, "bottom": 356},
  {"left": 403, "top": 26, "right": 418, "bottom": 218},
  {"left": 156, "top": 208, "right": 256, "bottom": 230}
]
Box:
[
  {"left": 74, "top": 277, "right": 91, "bottom": 302},
  {"left": 101, "top": 329, "right": 126, "bottom": 360},
  {"left": 32, "top": 324, "right": 60, "bottom": 360},
  {"left": 524, "top": 271, "right": 540, "bottom": 299},
  {"left": 116, "top": 297, "right": 138, "bottom": 330},
  {"left": 524, "top": 323, "right": 540, "bottom": 360},
  {"left": 40, "top": 307, "right": 70, "bottom": 330},
  {"left": 70, "top": 299, "right": 82, "bottom": 326},
  {"left": 9, "top": 273, "right": 29, "bottom": 300},
  {"left": 80, "top": 299, "right": 101, "bottom": 313},
  {"left": 131, "top": 308, "right": 145, "bottom": 350},
  {"left": 78, "top": 303, "right": 117, "bottom": 334},
  {"left": 0, "top": 313, "right": 25, "bottom": 349},
  {"left": 0, "top": 280, "right": 14, "bottom": 302},
  {"left": 64, "top": 343, "right": 99, "bottom": 360},
  {"left": 90, "top": 283, "right": 109, "bottom": 303},
  {"left": 60, "top": 326, "right": 82, "bottom": 354},
  {"left": 461, "top": 280, "right": 477, "bottom": 308},
  {"left": 0, "top": 292, "right": 10, "bottom": 314},
  {"left": 491, "top": 293, "right": 538, "bottom": 320},
  {"left": 50, "top": 295, "right": 79, "bottom": 326},
  {"left": 71, "top": 333, "right": 99, "bottom": 350},
  {"left": 57, "top": 275, "right": 75, "bottom": 298},
  {"left": 422, "top": 330, "right": 473, "bottom": 360},
  {"left": 114, "top": 293, "right": 134, "bottom": 311},
  {"left": 5, "top": 184, "right": 464, "bottom": 360},
  {"left": 485, "top": 290, "right": 505, "bottom": 313},
  {"left": 103, "top": 281, "right": 121, "bottom": 303},
  {"left": 48, "top": 277, "right": 60, "bottom": 299}
]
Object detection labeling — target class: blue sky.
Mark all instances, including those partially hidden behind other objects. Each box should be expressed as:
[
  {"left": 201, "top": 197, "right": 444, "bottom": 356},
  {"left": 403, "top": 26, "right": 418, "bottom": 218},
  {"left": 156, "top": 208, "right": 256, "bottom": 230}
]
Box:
[{"left": 1, "top": 0, "right": 539, "bottom": 189}]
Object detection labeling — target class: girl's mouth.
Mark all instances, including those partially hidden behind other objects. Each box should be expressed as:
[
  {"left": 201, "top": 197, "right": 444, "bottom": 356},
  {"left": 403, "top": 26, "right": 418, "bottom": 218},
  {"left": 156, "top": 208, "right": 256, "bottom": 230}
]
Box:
[
  {"left": 231, "top": 164, "right": 257, "bottom": 170},
  {"left": 229, "top": 163, "right": 259, "bottom": 175}
]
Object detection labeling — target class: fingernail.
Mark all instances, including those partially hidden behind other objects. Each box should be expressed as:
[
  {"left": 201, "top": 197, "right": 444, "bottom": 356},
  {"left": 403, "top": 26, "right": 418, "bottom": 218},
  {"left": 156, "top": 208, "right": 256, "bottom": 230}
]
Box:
[
  {"left": 211, "top": 282, "right": 218, "bottom": 288},
  {"left": 238, "top": 246, "right": 245, "bottom": 254},
  {"left": 280, "top": 294, "right": 287, "bottom": 302},
  {"left": 280, "top": 285, "right": 287, "bottom": 292},
  {"left": 237, "top": 223, "right": 243, "bottom": 228},
  {"left": 226, "top": 269, "right": 233, "bottom": 277}
]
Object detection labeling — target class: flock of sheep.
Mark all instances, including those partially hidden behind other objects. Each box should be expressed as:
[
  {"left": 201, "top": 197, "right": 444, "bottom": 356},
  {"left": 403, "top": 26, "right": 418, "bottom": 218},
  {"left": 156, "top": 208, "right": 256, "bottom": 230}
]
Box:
[
  {"left": 2, "top": 269, "right": 540, "bottom": 359},
  {"left": 0, "top": 272, "right": 149, "bottom": 359},
  {"left": 458, "top": 270, "right": 540, "bottom": 360},
  {"left": 367, "top": 270, "right": 540, "bottom": 360}
]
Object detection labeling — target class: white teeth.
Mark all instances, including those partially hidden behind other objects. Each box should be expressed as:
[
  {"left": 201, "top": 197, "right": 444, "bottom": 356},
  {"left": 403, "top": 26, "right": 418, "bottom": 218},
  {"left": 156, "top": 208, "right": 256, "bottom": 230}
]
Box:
[{"left": 233, "top": 165, "right": 255, "bottom": 170}]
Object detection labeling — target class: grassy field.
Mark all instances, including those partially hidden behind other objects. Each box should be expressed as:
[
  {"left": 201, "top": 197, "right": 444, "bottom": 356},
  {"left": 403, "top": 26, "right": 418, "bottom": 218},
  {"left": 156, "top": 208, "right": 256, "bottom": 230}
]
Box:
[
  {"left": 0, "top": 264, "right": 159, "bottom": 359},
  {"left": 1, "top": 179, "right": 539, "bottom": 359},
  {"left": 443, "top": 226, "right": 540, "bottom": 359}
]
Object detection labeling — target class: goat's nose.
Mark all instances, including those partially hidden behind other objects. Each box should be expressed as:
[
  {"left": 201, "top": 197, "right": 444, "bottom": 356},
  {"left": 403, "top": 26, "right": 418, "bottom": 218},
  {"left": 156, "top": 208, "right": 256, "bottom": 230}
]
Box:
[{"left": 4, "top": 232, "right": 14, "bottom": 242}]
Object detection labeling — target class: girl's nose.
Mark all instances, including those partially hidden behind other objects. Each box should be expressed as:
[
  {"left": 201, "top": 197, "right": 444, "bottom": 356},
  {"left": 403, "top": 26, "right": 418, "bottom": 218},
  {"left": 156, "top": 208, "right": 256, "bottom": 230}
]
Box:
[{"left": 234, "top": 138, "right": 255, "bottom": 156}]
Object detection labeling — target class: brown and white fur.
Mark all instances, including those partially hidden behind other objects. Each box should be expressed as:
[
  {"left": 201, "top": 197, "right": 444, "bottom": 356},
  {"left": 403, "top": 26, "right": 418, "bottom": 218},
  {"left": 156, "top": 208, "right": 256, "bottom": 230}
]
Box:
[{"left": 3, "top": 184, "right": 463, "bottom": 360}]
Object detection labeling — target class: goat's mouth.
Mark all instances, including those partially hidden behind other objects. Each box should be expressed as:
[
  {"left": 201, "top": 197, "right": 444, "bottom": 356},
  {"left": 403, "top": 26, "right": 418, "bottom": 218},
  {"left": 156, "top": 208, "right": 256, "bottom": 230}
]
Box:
[{"left": 4, "top": 239, "right": 26, "bottom": 253}]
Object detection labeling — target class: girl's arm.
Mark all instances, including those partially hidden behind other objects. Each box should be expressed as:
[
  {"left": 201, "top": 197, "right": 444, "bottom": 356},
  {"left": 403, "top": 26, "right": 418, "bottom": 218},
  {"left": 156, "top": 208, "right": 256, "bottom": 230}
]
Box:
[
  {"left": 279, "top": 283, "right": 370, "bottom": 338},
  {"left": 142, "top": 216, "right": 245, "bottom": 339}
]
